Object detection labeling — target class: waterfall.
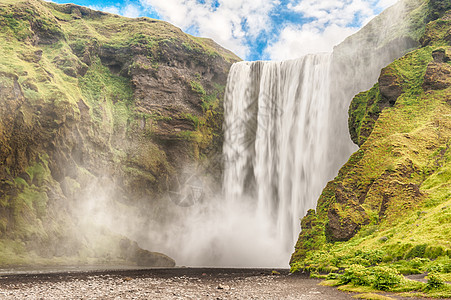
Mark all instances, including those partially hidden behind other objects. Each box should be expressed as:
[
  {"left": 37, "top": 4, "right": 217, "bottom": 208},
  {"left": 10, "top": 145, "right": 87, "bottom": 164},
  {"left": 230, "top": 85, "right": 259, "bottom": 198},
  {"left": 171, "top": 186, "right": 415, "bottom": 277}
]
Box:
[
  {"left": 223, "top": 54, "right": 337, "bottom": 256},
  {"left": 133, "top": 52, "right": 364, "bottom": 267}
]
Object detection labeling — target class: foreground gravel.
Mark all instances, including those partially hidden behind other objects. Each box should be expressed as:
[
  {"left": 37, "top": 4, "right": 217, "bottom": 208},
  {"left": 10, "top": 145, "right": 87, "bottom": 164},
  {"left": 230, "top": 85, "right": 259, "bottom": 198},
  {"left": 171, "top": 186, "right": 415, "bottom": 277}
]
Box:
[{"left": 0, "top": 268, "right": 427, "bottom": 299}]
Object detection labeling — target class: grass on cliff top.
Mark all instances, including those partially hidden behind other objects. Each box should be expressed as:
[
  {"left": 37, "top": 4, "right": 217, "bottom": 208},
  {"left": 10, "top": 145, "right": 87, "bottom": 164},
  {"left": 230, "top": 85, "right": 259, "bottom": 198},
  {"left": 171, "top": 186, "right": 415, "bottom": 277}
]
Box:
[
  {"left": 45, "top": 0, "right": 240, "bottom": 62},
  {"left": 1, "top": 0, "right": 240, "bottom": 63}
]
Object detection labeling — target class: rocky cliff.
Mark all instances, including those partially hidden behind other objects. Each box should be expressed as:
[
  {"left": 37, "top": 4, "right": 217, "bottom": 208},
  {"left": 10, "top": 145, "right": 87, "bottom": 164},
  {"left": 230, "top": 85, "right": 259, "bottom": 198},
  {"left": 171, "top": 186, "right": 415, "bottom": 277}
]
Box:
[
  {"left": 291, "top": 1, "right": 451, "bottom": 297},
  {"left": 0, "top": 0, "right": 239, "bottom": 266}
]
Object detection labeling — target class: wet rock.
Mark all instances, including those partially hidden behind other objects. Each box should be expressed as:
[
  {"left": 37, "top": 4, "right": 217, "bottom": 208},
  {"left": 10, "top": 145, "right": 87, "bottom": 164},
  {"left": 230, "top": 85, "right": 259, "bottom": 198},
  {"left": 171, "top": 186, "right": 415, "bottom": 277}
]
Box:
[
  {"left": 379, "top": 236, "right": 389, "bottom": 242},
  {"left": 119, "top": 239, "right": 176, "bottom": 267},
  {"left": 432, "top": 48, "right": 450, "bottom": 63},
  {"left": 135, "top": 249, "right": 176, "bottom": 267},
  {"left": 217, "top": 284, "right": 230, "bottom": 290},
  {"left": 326, "top": 202, "right": 369, "bottom": 242},
  {"left": 378, "top": 67, "right": 403, "bottom": 105},
  {"left": 423, "top": 49, "right": 451, "bottom": 91}
]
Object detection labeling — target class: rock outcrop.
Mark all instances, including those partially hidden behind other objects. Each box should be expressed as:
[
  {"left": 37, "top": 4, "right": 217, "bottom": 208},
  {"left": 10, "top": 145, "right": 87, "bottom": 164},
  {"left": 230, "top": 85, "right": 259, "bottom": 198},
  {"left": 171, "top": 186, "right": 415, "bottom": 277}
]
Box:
[{"left": 423, "top": 48, "right": 451, "bottom": 91}]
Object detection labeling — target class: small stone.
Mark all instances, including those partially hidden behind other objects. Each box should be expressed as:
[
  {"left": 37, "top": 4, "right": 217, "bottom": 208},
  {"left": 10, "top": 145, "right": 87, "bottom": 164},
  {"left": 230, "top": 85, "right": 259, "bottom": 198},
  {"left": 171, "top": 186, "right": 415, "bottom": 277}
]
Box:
[
  {"left": 379, "top": 236, "right": 388, "bottom": 242},
  {"left": 217, "top": 284, "right": 230, "bottom": 290}
]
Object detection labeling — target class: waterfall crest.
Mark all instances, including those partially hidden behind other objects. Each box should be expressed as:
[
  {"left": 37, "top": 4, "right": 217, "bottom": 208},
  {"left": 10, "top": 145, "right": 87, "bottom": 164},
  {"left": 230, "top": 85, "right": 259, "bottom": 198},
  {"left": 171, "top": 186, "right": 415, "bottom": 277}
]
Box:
[{"left": 223, "top": 54, "right": 336, "bottom": 256}]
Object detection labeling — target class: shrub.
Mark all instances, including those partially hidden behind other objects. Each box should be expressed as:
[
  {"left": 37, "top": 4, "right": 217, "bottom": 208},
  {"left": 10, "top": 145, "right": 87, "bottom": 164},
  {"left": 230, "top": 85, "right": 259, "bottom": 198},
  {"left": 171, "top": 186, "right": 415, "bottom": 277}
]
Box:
[
  {"left": 425, "top": 246, "right": 444, "bottom": 259},
  {"left": 410, "top": 257, "right": 429, "bottom": 269},
  {"left": 371, "top": 266, "right": 403, "bottom": 291},
  {"left": 426, "top": 272, "right": 444, "bottom": 290},
  {"left": 405, "top": 244, "right": 427, "bottom": 259},
  {"left": 382, "top": 255, "right": 393, "bottom": 263},
  {"left": 443, "top": 262, "right": 451, "bottom": 273},
  {"left": 340, "top": 264, "right": 373, "bottom": 286},
  {"left": 349, "top": 250, "right": 385, "bottom": 266},
  {"left": 190, "top": 80, "right": 206, "bottom": 95},
  {"left": 426, "top": 256, "right": 451, "bottom": 273},
  {"left": 326, "top": 272, "right": 341, "bottom": 280},
  {"left": 290, "top": 261, "right": 303, "bottom": 273}
]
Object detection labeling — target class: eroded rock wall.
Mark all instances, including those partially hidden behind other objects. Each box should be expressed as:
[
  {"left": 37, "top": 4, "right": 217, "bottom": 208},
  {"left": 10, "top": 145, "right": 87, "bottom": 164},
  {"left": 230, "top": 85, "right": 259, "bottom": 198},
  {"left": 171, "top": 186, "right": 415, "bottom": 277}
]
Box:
[{"left": 0, "top": 0, "right": 239, "bottom": 266}]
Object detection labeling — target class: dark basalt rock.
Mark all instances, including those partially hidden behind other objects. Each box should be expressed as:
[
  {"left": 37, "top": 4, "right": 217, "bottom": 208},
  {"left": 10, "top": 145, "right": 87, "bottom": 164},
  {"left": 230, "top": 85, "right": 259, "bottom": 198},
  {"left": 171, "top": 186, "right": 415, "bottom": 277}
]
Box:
[
  {"left": 378, "top": 67, "right": 403, "bottom": 105},
  {"left": 326, "top": 203, "right": 369, "bottom": 242},
  {"left": 432, "top": 48, "right": 450, "bottom": 63},
  {"left": 423, "top": 49, "right": 451, "bottom": 91},
  {"left": 120, "top": 239, "right": 176, "bottom": 267}
]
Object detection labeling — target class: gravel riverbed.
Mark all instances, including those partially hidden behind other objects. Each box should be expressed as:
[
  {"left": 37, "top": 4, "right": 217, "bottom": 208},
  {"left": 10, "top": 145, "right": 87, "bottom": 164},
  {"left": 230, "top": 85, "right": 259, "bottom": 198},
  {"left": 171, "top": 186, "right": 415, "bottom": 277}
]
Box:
[{"left": 0, "top": 268, "right": 429, "bottom": 299}]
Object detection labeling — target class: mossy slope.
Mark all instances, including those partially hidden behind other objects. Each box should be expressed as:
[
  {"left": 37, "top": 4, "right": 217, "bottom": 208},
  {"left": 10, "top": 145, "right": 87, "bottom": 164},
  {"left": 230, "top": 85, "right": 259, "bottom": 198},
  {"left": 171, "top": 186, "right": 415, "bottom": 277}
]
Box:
[{"left": 291, "top": 7, "right": 451, "bottom": 299}]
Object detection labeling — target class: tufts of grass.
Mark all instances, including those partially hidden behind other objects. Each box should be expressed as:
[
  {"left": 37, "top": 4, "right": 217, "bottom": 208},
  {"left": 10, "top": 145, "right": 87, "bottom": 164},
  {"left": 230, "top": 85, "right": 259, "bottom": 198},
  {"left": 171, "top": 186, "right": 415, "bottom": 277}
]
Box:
[{"left": 352, "top": 293, "right": 396, "bottom": 300}]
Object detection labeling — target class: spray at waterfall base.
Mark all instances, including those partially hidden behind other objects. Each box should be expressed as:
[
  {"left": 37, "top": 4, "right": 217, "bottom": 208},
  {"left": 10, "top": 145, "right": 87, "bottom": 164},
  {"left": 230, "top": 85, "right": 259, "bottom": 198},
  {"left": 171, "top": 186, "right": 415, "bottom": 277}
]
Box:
[{"left": 129, "top": 54, "right": 354, "bottom": 267}]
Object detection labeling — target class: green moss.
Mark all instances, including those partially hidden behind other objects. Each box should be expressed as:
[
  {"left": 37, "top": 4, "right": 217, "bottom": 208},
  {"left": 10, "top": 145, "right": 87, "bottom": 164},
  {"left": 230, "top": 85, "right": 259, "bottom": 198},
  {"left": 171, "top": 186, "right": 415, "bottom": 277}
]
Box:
[
  {"left": 78, "top": 58, "right": 133, "bottom": 128},
  {"left": 128, "top": 33, "right": 158, "bottom": 50},
  {"left": 426, "top": 0, "right": 451, "bottom": 22},
  {"left": 190, "top": 80, "right": 206, "bottom": 95},
  {"left": 181, "top": 113, "right": 200, "bottom": 129},
  {"left": 123, "top": 166, "right": 156, "bottom": 183},
  {"left": 79, "top": 58, "right": 133, "bottom": 103},
  {"left": 406, "top": 244, "right": 428, "bottom": 259},
  {"left": 6, "top": 158, "right": 53, "bottom": 242},
  {"left": 348, "top": 85, "right": 384, "bottom": 146}
]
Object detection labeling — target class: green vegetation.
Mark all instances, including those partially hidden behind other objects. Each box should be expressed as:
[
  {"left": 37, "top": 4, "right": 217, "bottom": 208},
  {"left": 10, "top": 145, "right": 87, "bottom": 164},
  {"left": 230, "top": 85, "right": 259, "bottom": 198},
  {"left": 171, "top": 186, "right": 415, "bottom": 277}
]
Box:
[
  {"left": 352, "top": 293, "right": 396, "bottom": 300},
  {"left": 348, "top": 85, "right": 383, "bottom": 146},
  {"left": 291, "top": 7, "right": 451, "bottom": 299},
  {"left": 190, "top": 80, "right": 206, "bottom": 96},
  {"left": 79, "top": 58, "right": 134, "bottom": 129}
]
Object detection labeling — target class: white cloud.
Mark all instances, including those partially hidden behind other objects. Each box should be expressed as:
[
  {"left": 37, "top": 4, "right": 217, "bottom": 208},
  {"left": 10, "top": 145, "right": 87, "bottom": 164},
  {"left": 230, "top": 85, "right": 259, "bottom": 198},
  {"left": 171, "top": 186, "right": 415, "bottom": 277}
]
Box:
[
  {"left": 88, "top": 5, "right": 121, "bottom": 15},
  {"left": 287, "top": 0, "right": 376, "bottom": 27},
  {"left": 124, "top": 4, "right": 141, "bottom": 18},
  {"left": 377, "top": 0, "right": 398, "bottom": 9},
  {"left": 265, "top": 24, "right": 358, "bottom": 60},
  {"left": 87, "top": 3, "right": 143, "bottom": 18},
  {"left": 139, "top": 0, "right": 279, "bottom": 59},
  {"left": 88, "top": 0, "right": 400, "bottom": 61},
  {"left": 264, "top": 0, "right": 398, "bottom": 60}
]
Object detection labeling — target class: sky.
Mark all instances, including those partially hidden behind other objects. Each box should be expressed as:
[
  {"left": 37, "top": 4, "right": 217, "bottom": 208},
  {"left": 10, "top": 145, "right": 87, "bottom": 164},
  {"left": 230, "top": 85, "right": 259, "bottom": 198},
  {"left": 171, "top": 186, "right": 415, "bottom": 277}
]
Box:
[{"left": 48, "top": 0, "right": 399, "bottom": 61}]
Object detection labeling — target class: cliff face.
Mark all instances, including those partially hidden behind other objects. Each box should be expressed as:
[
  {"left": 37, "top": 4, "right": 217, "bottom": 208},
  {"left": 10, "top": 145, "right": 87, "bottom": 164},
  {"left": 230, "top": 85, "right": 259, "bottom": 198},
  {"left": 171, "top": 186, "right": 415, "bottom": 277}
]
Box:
[
  {"left": 291, "top": 3, "right": 451, "bottom": 294},
  {"left": 0, "top": 0, "right": 239, "bottom": 266},
  {"left": 323, "top": 0, "right": 437, "bottom": 187}
]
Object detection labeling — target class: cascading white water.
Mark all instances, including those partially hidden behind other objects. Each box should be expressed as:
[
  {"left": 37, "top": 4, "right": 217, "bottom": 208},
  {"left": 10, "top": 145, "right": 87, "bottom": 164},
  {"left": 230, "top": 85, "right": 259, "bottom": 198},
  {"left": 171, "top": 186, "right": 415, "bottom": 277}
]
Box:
[
  {"left": 136, "top": 54, "right": 341, "bottom": 267},
  {"left": 223, "top": 54, "right": 335, "bottom": 256}
]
